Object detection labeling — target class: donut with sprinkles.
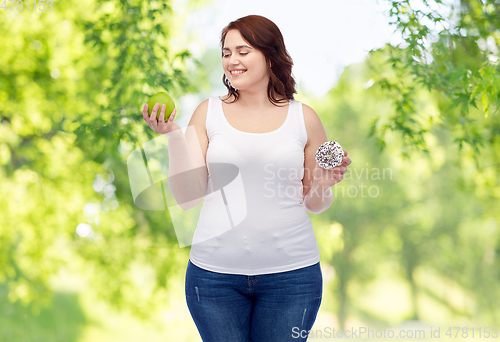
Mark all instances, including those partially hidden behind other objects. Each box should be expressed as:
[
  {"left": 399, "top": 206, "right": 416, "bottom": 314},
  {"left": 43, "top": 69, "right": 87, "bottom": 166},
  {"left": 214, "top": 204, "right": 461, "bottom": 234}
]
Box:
[{"left": 315, "top": 141, "right": 344, "bottom": 169}]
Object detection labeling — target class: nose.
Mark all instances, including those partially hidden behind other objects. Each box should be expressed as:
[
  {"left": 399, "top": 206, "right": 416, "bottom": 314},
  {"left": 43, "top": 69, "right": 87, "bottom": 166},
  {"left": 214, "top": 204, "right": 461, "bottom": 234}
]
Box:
[{"left": 227, "top": 55, "right": 241, "bottom": 67}]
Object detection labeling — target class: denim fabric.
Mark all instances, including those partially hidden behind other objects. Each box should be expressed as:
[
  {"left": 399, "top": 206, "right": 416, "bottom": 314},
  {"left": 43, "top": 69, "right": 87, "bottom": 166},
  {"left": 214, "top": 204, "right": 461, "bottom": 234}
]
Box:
[{"left": 185, "top": 259, "right": 323, "bottom": 342}]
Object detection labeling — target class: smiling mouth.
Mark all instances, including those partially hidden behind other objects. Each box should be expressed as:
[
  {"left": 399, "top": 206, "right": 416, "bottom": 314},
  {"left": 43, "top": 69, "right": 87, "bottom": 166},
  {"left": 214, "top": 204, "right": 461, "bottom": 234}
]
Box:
[{"left": 230, "top": 70, "right": 247, "bottom": 76}]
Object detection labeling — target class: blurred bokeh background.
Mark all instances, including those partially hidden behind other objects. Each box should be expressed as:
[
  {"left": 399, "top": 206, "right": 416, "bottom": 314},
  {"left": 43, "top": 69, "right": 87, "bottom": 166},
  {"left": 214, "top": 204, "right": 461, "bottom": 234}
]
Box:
[{"left": 1, "top": 0, "right": 499, "bottom": 340}]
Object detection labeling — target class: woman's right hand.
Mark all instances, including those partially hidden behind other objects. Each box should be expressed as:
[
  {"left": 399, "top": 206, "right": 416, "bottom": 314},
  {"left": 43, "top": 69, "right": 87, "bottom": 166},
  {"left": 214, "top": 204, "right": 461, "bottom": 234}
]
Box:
[{"left": 142, "top": 103, "right": 181, "bottom": 135}]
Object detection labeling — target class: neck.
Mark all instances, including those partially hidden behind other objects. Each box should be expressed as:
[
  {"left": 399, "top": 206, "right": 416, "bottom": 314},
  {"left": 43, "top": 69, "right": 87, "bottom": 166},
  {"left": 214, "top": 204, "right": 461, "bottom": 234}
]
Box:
[
  {"left": 239, "top": 90, "right": 271, "bottom": 108},
  {"left": 228, "top": 90, "right": 287, "bottom": 109}
]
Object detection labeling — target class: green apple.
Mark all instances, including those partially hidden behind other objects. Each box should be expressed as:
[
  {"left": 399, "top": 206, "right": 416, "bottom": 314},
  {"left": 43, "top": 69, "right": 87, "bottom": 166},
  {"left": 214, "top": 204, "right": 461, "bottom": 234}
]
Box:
[{"left": 147, "top": 91, "right": 176, "bottom": 122}]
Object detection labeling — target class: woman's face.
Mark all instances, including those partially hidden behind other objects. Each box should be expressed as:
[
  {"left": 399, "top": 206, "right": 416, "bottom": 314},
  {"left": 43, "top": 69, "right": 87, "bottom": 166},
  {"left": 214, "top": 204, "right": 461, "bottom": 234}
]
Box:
[{"left": 222, "top": 29, "right": 270, "bottom": 92}]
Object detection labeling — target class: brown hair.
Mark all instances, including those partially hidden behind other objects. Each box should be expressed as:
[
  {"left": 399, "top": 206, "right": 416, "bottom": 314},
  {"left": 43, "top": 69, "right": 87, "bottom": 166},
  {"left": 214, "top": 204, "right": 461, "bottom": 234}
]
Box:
[{"left": 220, "top": 15, "right": 297, "bottom": 107}]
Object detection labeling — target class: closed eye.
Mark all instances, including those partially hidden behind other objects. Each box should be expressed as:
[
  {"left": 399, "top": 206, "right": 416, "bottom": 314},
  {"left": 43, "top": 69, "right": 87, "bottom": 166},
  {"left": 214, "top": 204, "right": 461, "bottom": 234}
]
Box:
[{"left": 223, "top": 53, "right": 248, "bottom": 58}]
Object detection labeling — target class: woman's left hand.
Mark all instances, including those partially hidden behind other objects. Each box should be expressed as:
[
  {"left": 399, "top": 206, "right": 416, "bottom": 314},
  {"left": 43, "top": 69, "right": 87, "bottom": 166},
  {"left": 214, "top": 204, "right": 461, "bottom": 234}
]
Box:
[{"left": 313, "top": 150, "right": 352, "bottom": 187}]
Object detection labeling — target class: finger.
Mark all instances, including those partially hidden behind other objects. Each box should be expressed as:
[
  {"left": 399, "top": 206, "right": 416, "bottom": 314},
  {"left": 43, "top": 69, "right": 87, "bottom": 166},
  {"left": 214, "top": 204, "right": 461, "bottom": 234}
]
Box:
[
  {"left": 343, "top": 150, "right": 348, "bottom": 157},
  {"left": 143, "top": 104, "right": 151, "bottom": 125},
  {"left": 159, "top": 104, "right": 166, "bottom": 123},
  {"left": 169, "top": 108, "right": 176, "bottom": 121},
  {"left": 330, "top": 168, "right": 342, "bottom": 175},
  {"left": 151, "top": 103, "right": 159, "bottom": 120},
  {"left": 150, "top": 103, "right": 160, "bottom": 126},
  {"left": 142, "top": 104, "right": 153, "bottom": 128},
  {"left": 333, "top": 166, "right": 347, "bottom": 173}
]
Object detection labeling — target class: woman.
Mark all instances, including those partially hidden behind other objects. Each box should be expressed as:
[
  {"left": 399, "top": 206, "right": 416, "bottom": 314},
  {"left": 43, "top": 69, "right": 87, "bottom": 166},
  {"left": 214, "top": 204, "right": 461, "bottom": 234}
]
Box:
[{"left": 143, "top": 14, "right": 351, "bottom": 342}]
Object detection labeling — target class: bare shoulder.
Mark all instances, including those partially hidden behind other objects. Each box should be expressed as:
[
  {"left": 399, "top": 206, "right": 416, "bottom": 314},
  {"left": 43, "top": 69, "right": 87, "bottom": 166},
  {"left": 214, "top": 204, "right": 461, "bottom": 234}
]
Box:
[
  {"left": 196, "top": 98, "right": 210, "bottom": 116},
  {"left": 189, "top": 99, "right": 210, "bottom": 125},
  {"left": 301, "top": 103, "right": 327, "bottom": 147}
]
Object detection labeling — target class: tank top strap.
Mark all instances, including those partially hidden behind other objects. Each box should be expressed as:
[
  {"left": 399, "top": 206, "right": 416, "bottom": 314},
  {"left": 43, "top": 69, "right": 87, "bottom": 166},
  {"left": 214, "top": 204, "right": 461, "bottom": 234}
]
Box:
[
  {"left": 206, "top": 96, "right": 224, "bottom": 141},
  {"left": 288, "top": 99, "right": 308, "bottom": 148}
]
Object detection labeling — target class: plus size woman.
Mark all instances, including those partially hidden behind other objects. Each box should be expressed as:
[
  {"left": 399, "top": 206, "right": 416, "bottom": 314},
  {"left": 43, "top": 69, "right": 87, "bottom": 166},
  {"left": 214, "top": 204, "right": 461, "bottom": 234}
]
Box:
[{"left": 143, "top": 14, "right": 351, "bottom": 342}]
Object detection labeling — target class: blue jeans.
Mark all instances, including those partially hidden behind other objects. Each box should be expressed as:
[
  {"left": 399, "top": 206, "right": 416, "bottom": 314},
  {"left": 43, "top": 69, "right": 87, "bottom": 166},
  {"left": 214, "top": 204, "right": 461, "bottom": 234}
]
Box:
[{"left": 185, "top": 259, "right": 323, "bottom": 342}]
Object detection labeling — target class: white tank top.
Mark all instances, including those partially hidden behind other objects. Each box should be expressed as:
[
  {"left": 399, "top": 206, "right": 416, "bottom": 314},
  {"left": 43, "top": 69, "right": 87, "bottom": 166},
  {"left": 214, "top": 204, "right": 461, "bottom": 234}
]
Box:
[{"left": 188, "top": 95, "right": 320, "bottom": 275}]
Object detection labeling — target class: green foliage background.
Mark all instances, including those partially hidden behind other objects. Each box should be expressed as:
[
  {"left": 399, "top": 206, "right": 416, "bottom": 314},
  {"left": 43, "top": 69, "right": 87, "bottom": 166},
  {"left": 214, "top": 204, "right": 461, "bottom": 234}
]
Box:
[{"left": 0, "top": 0, "right": 499, "bottom": 341}]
